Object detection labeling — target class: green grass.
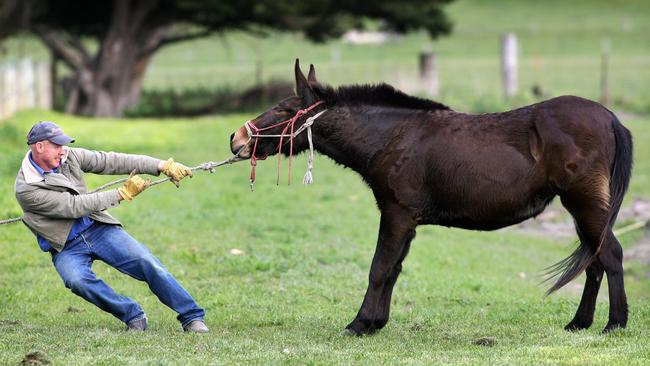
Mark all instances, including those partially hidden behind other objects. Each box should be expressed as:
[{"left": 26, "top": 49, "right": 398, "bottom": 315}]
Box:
[
  {"left": 1, "top": 0, "right": 650, "bottom": 364},
  {"left": 1, "top": 109, "right": 649, "bottom": 365}
]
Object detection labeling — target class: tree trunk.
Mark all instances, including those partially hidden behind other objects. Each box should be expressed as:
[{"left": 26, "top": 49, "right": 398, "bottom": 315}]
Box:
[
  {"left": 64, "top": 0, "right": 164, "bottom": 117},
  {"left": 64, "top": 53, "right": 152, "bottom": 117}
]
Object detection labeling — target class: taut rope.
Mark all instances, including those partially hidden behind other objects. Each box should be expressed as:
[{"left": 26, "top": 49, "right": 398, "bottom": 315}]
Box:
[{"left": 0, "top": 155, "right": 243, "bottom": 225}]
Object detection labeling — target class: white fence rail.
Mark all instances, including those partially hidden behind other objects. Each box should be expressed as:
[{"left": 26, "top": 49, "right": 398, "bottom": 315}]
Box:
[{"left": 0, "top": 59, "right": 51, "bottom": 120}]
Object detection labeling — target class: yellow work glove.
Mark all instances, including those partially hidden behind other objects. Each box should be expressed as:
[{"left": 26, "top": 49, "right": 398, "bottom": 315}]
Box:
[
  {"left": 161, "top": 158, "right": 193, "bottom": 187},
  {"left": 118, "top": 170, "right": 152, "bottom": 201}
]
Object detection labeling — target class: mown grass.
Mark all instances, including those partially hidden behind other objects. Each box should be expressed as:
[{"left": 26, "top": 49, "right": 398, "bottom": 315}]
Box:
[
  {"left": 1, "top": 0, "right": 649, "bottom": 364},
  {"left": 0, "top": 109, "right": 649, "bottom": 365}
]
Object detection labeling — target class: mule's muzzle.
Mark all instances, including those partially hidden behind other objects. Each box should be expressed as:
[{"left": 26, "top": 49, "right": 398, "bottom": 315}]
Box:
[{"left": 230, "top": 125, "right": 251, "bottom": 158}]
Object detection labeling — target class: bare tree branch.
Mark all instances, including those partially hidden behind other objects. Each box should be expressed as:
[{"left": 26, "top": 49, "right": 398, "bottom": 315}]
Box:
[
  {"left": 67, "top": 35, "right": 91, "bottom": 63},
  {"left": 31, "top": 25, "right": 86, "bottom": 70},
  {"left": 139, "top": 28, "right": 215, "bottom": 58}
]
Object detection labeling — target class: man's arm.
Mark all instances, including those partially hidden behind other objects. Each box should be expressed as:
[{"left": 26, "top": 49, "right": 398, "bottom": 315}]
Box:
[
  {"left": 17, "top": 187, "right": 120, "bottom": 219},
  {"left": 73, "top": 148, "right": 193, "bottom": 186},
  {"left": 73, "top": 147, "right": 162, "bottom": 176}
]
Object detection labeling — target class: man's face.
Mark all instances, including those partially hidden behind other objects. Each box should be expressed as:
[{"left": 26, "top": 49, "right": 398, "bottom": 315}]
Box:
[{"left": 32, "top": 140, "right": 65, "bottom": 171}]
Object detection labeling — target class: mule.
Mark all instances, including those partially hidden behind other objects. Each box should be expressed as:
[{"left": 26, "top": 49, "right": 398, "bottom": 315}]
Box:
[{"left": 229, "top": 60, "right": 633, "bottom": 335}]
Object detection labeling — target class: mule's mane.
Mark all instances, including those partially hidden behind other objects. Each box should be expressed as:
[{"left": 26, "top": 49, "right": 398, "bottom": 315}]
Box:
[{"left": 315, "top": 83, "right": 451, "bottom": 111}]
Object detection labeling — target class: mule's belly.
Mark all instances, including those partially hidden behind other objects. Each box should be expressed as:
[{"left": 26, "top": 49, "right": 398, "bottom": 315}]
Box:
[{"left": 419, "top": 189, "right": 555, "bottom": 231}]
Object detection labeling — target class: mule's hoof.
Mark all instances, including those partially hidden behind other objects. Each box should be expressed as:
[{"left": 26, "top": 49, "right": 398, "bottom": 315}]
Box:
[
  {"left": 564, "top": 320, "right": 590, "bottom": 332},
  {"left": 344, "top": 319, "right": 375, "bottom": 336},
  {"left": 340, "top": 328, "right": 359, "bottom": 337},
  {"left": 602, "top": 322, "right": 625, "bottom": 333}
]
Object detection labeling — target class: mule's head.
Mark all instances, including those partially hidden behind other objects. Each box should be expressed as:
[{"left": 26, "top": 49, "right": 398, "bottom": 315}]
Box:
[{"left": 230, "top": 59, "right": 323, "bottom": 159}]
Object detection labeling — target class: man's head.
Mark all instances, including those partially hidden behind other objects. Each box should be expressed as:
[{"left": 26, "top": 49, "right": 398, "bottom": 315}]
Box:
[
  {"left": 27, "top": 121, "right": 75, "bottom": 171},
  {"left": 27, "top": 121, "right": 75, "bottom": 146}
]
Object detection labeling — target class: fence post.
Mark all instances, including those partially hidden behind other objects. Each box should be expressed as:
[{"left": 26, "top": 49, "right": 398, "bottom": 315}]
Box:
[
  {"left": 0, "top": 65, "right": 4, "bottom": 119},
  {"left": 0, "top": 64, "right": 5, "bottom": 119},
  {"left": 501, "top": 33, "right": 518, "bottom": 98},
  {"left": 330, "top": 46, "right": 341, "bottom": 65},
  {"left": 19, "top": 58, "right": 36, "bottom": 109},
  {"left": 4, "top": 63, "right": 18, "bottom": 118},
  {"left": 36, "top": 62, "right": 52, "bottom": 109},
  {"left": 419, "top": 51, "right": 439, "bottom": 97},
  {"left": 0, "top": 58, "right": 53, "bottom": 120},
  {"left": 600, "top": 37, "right": 610, "bottom": 105},
  {"left": 51, "top": 52, "right": 58, "bottom": 109}
]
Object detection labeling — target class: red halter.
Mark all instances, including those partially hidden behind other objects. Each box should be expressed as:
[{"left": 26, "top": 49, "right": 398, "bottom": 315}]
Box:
[{"left": 245, "top": 101, "right": 324, "bottom": 191}]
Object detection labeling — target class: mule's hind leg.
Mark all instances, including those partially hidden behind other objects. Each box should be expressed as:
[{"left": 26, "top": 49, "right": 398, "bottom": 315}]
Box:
[
  {"left": 345, "top": 204, "right": 417, "bottom": 335},
  {"left": 564, "top": 261, "right": 604, "bottom": 331},
  {"left": 560, "top": 193, "right": 627, "bottom": 332},
  {"left": 600, "top": 230, "right": 628, "bottom": 332}
]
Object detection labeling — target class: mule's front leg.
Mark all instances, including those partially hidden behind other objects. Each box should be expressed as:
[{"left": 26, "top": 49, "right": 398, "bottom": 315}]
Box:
[{"left": 345, "top": 206, "right": 416, "bottom": 335}]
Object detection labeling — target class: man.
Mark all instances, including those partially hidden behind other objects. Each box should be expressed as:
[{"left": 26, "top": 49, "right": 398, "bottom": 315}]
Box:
[{"left": 14, "top": 121, "right": 208, "bottom": 333}]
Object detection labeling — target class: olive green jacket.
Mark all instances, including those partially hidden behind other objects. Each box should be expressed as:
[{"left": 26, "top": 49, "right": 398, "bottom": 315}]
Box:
[{"left": 14, "top": 147, "right": 162, "bottom": 252}]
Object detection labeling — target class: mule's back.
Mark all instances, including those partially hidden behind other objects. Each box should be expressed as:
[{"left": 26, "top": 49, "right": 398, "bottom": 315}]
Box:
[{"left": 413, "top": 96, "right": 618, "bottom": 230}]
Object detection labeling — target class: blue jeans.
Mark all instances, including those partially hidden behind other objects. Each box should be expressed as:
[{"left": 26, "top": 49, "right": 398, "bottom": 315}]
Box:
[{"left": 51, "top": 223, "right": 205, "bottom": 327}]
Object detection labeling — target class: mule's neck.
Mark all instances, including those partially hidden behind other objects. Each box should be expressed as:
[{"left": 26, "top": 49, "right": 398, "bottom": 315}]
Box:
[{"left": 310, "top": 105, "right": 412, "bottom": 175}]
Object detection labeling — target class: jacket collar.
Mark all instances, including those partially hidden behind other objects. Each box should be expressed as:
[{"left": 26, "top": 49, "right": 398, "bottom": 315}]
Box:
[{"left": 21, "top": 147, "right": 70, "bottom": 184}]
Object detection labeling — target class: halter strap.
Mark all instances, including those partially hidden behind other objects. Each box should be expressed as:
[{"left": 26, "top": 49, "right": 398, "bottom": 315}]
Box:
[{"left": 244, "top": 101, "right": 326, "bottom": 191}]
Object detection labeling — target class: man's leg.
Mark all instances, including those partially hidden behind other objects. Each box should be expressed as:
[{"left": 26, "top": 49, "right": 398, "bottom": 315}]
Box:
[
  {"left": 90, "top": 224, "right": 205, "bottom": 327},
  {"left": 52, "top": 236, "right": 145, "bottom": 325}
]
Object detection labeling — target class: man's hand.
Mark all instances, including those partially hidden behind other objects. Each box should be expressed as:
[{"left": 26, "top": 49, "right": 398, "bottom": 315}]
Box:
[
  {"left": 160, "top": 158, "right": 193, "bottom": 187},
  {"left": 117, "top": 170, "right": 152, "bottom": 201}
]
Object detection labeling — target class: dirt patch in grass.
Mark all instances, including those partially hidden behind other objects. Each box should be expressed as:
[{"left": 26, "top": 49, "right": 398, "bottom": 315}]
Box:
[
  {"left": 512, "top": 197, "right": 650, "bottom": 240},
  {"left": 20, "top": 351, "right": 51, "bottom": 365},
  {"left": 512, "top": 198, "right": 650, "bottom": 279}
]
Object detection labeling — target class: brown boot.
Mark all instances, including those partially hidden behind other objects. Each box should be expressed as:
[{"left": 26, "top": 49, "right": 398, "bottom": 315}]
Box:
[
  {"left": 126, "top": 315, "right": 148, "bottom": 331},
  {"left": 183, "top": 319, "right": 209, "bottom": 333}
]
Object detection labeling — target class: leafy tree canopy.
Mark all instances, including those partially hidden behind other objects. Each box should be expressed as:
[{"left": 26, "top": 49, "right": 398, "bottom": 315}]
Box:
[{"left": 0, "top": 0, "right": 454, "bottom": 116}]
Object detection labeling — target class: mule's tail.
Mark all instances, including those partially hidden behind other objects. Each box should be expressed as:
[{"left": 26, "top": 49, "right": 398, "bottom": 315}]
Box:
[{"left": 545, "top": 114, "right": 633, "bottom": 295}]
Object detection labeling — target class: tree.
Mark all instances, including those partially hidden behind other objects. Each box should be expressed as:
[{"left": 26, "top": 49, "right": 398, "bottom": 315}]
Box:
[{"left": 0, "top": 0, "right": 454, "bottom": 117}]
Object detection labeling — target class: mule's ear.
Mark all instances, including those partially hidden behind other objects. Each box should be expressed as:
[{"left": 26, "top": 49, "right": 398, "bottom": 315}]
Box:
[
  {"left": 294, "top": 59, "right": 315, "bottom": 103},
  {"left": 307, "top": 64, "right": 319, "bottom": 85}
]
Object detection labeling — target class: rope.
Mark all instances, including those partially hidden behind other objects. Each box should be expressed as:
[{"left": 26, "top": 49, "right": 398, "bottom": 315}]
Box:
[
  {"left": 0, "top": 155, "right": 243, "bottom": 225},
  {"left": 303, "top": 125, "right": 314, "bottom": 185},
  {"left": 613, "top": 220, "right": 649, "bottom": 237},
  {"left": 0, "top": 217, "right": 21, "bottom": 225},
  {"left": 245, "top": 104, "right": 326, "bottom": 191}
]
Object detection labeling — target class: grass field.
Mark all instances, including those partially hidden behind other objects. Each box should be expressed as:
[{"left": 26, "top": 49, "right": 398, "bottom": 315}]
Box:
[
  {"left": 1, "top": 0, "right": 650, "bottom": 364},
  {"left": 0, "top": 109, "right": 649, "bottom": 365}
]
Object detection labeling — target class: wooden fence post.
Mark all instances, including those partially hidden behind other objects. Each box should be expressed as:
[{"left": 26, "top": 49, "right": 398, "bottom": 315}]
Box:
[
  {"left": 0, "top": 65, "right": 5, "bottom": 119},
  {"left": 501, "top": 33, "right": 518, "bottom": 98},
  {"left": 0, "top": 59, "right": 52, "bottom": 120},
  {"left": 330, "top": 46, "right": 341, "bottom": 65},
  {"left": 419, "top": 51, "right": 439, "bottom": 97},
  {"left": 600, "top": 37, "right": 610, "bottom": 105},
  {"left": 18, "top": 58, "right": 36, "bottom": 109},
  {"left": 3, "top": 63, "right": 18, "bottom": 118},
  {"left": 36, "top": 62, "right": 52, "bottom": 109}
]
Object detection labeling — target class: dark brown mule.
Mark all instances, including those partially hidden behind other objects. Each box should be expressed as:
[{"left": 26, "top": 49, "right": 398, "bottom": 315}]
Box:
[{"left": 230, "top": 60, "right": 633, "bottom": 335}]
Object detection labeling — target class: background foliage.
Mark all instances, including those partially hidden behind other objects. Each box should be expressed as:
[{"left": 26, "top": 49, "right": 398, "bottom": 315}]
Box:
[{"left": 2, "top": 0, "right": 649, "bottom": 115}]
